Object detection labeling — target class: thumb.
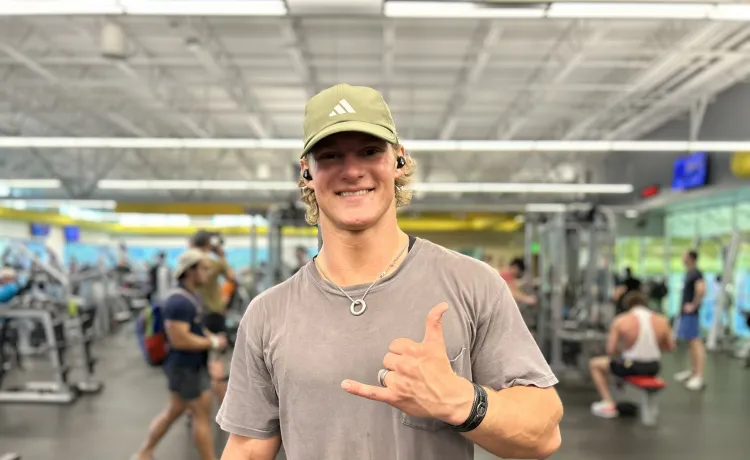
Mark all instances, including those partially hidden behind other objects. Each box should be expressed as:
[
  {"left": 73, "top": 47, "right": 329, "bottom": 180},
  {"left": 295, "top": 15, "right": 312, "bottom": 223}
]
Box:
[{"left": 423, "top": 302, "right": 449, "bottom": 344}]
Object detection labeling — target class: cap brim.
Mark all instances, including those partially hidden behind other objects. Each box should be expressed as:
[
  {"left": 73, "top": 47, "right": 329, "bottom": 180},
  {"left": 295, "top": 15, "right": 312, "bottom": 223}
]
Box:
[{"left": 302, "top": 121, "right": 398, "bottom": 157}]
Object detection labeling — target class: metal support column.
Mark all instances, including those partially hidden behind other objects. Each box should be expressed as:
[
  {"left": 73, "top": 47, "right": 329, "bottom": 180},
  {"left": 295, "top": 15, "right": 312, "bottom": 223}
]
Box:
[{"left": 707, "top": 231, "right": 741, "bottom": 351}]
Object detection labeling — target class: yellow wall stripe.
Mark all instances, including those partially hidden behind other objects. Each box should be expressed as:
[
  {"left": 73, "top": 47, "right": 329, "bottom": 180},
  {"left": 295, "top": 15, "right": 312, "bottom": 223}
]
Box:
[{"left": 0, "top": 207, "right": 522, "bottom": 236}]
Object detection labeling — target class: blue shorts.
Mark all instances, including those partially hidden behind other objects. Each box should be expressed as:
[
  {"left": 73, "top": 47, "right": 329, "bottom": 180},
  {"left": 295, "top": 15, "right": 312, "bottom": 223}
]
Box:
[{"left": 676, "top": 313, "right": 701, "bottom": 341}]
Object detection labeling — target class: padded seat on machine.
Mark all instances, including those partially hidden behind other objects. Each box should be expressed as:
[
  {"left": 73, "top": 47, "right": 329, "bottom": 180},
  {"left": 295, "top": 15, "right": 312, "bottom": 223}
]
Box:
[
  {"left": 621, "top": 376, "right": 666, "bottom": 427},
  {"left": 624, "top": 375, "right": 666, "bottom": 391}
]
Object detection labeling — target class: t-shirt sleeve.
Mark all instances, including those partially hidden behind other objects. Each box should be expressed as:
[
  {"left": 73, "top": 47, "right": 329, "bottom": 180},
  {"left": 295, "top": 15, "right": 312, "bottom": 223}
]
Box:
[
  {"left": 216, "top": 306, "right": 280, "bottom": 439},
  {"left": 162, "top": 295, "right": 193, "bottom": 324},
  {"left": 471, "top": 280, "right": 558, "bottom": 390}
]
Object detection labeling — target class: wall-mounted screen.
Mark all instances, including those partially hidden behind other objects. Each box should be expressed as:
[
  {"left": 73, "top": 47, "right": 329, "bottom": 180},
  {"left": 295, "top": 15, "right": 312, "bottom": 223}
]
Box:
[
  {"left": 64, "top": 225, "right": 80, "bottom": 243},
  {"left": 29, "top": 223, "right": 51, "bottom": 237},
  {"left": 672, "top": 151, "right": 709, "bottom": 191}
]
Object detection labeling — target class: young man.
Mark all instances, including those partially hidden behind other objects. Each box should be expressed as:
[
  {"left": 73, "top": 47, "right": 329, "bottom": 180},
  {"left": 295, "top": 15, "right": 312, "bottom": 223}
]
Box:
[
  {"left": 136, "top": 249, "right": 228, "bottom": 460},
  {"left": 588, "top": 290, "right": 675, "bottom": 418},
  {"left": 190, "top": 230, "right": 236, "bottom": 402},
  {"left": 499, "top": 257, "right": 537, "bottom": 306},
  {"left": 216, "top": 84, "right": 562, "bottom": 460},
  {"left": 674, "top": 250, "right": 707, "bottom": 391}
]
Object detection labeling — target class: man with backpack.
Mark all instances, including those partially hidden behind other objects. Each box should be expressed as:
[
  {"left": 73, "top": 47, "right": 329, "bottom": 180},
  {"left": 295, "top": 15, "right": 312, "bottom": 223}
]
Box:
[{"left": 135, "top": 249, "right": 228, "bottom": 460}]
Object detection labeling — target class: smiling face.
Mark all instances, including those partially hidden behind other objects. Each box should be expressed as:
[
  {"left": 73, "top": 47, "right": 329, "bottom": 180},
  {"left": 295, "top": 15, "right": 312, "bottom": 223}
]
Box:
[{"left": 301, "top": 132, "right": 404, "bottom": 232}]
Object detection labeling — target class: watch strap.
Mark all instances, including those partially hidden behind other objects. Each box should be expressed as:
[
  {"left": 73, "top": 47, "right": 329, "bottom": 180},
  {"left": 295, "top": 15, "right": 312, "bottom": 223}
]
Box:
[{"left": 448, "top": 382, "right": 489, "bottom": 433}]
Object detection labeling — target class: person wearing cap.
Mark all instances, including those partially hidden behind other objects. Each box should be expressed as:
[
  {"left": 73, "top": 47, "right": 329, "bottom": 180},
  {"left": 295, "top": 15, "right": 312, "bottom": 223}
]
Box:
[
  {"left": 135, "top": 249, "right": 228, "bottom": 460},
  {"left": 217, "top": 84, "right": 562, "bottom": 460},
  {"left": 190, "top": 230, "right": 237, "bottom": 402}
]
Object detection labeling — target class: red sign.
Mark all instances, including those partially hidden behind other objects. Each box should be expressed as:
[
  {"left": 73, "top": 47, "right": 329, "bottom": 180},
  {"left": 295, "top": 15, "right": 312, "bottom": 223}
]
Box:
[{"left": 640, "top": 185, "right": 660, "bottom": 199}]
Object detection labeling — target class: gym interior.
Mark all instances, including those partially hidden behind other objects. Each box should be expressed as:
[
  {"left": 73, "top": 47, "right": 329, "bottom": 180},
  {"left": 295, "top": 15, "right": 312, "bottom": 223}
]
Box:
[{"left": 1, "top": 1, "right": 750, "bottom": 459}]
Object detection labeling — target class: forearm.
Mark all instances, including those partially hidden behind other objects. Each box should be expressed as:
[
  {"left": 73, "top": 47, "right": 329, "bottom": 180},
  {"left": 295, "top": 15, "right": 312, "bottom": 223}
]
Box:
[
  {"left": 510, "top": 286, "right": 533, "bottom": 304},
  {"left": 451, "top": 385, "right": 563, "bottom": 459},
  {"left": 171, "top": 333, "right": 214, "bottom": 351}
]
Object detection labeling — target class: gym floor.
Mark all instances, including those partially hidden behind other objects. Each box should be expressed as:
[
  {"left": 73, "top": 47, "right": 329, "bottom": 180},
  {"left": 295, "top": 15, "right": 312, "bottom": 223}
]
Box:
[{"left": 1, "top": 328, "right": 748, "bottom": 460}]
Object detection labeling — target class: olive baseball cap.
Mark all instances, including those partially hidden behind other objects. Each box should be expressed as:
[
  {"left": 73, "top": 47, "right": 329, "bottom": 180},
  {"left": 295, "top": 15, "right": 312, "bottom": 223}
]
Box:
[{"left": 301, "top": 83, "right": 399, "bottom": 157}]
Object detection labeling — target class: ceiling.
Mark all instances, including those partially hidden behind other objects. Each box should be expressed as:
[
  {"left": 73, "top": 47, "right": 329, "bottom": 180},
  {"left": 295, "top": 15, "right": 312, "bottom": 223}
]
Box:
[{"left": 1, "top": 10, "right": 749, "bottom": 208}]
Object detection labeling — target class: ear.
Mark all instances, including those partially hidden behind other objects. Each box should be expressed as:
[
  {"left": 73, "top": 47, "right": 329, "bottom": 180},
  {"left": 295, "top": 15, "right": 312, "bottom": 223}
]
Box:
[
  {"left": 394, "top": 145, "right": 406, "bottom": 180},
  {"left": 300, "top": 157, "right": 314, "bottom": 190}
]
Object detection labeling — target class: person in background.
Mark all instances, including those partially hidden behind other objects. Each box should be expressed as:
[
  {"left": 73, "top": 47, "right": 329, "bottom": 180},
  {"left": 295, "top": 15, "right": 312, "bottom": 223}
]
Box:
[
  {"left": 117, "top": 243, "right": 130, "bottom": 269},
  {"left": 613, "top": 267, "right": 642, "bottom": 315},
  {"left": 68, "top": 256, "right": 79, "bottom": 276},
  {"left": 500, "top": 257, "right": 537, "bottom": 306},
  {"left": 190, "top": 230, "right": 236, "bottom": 403},
  {"left": 674, "top": 250, "right": 707, "bottom": 391},
  {"left": 0, "top": 268, "right": 21, "bottom": 303},
  {"left": 148, "top": 252, "right": 168, "bottom": 305},
  {"left": 588, "top": 290, "right": 675, "bottom": 418},
  {"left": 135, "top": 249, "right": 228, "bottom": 460},
  {"left": 292, "top": 245, "right": 310, "bottom": 275}
]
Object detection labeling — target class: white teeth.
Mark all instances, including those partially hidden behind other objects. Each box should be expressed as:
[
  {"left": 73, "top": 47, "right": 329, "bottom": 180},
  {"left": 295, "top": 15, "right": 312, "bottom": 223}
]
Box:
[{"left": 339, "top": 189, "right": 371, "bottom": 196}]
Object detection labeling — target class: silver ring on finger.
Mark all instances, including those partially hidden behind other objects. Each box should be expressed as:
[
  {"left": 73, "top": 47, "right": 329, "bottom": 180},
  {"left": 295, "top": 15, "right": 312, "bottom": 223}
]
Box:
[{"left": 378, "top": 368, "right": 391, "bottom": 387}]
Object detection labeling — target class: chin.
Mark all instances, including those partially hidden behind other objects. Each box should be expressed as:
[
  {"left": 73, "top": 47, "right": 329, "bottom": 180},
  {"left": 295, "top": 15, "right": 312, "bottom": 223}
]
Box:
[{"left": 321, "top": 208, "right": 384, "bottom": 232}]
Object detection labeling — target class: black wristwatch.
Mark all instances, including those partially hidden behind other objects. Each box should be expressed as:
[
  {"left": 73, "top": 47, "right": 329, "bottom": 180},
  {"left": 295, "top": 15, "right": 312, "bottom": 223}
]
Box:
[{"left": 448, "top": 382, "right": 489, "bottom": 433}]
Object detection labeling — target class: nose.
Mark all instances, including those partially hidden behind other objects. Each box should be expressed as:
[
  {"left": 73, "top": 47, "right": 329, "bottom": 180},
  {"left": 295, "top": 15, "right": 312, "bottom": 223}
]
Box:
[{"left": 339, "top": 153, "right": 366, "bottom": 181}]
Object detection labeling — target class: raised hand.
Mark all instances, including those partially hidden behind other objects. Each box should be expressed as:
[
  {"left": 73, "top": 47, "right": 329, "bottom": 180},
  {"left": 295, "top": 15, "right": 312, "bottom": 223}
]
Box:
[{"left": 340, "top": 302, "right": 474, "bottom": 424}]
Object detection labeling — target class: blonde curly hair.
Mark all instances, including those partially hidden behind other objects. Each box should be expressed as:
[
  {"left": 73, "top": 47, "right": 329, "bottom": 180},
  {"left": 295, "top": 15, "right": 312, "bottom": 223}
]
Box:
[{"left": 297, "top": 143, "right": 417, "bottom": 225}]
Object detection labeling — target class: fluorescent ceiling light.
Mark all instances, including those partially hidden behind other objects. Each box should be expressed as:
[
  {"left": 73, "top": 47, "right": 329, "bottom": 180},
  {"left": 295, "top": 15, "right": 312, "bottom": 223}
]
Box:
[
  {"left": 411, "top": 182, "right": 633, "bottom": 194},
  {"left": 97, "top": 180, "right": 633, "bottom": 195},
  {"left": 0, "top": 199, "right": 117, "bottom": 209},
  {"left": 709, "top": 4, "right": 750, "bottom": 21},
  {"left": 0, "top": 179, "right": 61, "bottom": 189},
  {"left": 525, "top": 203, "right": 568, "bottom": 213},
  {"left": 0, "top": 1, "right": 122, "bottom": 15},
  {"left": 122, "top": 1, "right": 288, "bottom": 17},
  {"left": 0, "top": 0, "right": 287, "bottom": 16},
  {"left": 547, "top": 2, "right": 714, "bottom": 19},
  {"left": 97, "top": 180, "right": 297, "bottom": 192},
  {"left": 2, "top": 137, "right": 750, "bottom": 153},
  {"left": 384, "top": 1, "right": 545, "bottom": 18}
]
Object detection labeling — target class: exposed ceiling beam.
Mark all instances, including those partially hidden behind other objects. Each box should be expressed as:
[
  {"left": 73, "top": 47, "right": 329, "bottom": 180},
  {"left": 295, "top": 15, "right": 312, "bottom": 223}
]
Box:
[
  {"left": 490, "top": 20, "right": 602, "bottom": 140},
  {"left": 438, "top": 21, "right": 502, "bottom": 140},
  {"left": 606, "top": 27, "right": 750, "bottom": 140},
  {"left": 561, "top": 21, "right": 733, "bottom": 140},
  {"left": 499, "top": 24, "right": 611, "bottom": 140},
  {"left": 279, "top": 19, "right": 318, "bottom": 98},
  {"left": 183, "top": 18, "right": 275, "bottom": 138}
]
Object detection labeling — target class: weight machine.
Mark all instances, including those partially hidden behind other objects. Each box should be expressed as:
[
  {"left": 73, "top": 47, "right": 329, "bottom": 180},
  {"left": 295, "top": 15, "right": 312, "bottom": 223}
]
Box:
[
  {"left": 529, "top": 205, "right": 617, "bottom": 378},
  {"left": 265, "top": 201, "right": 311, "bottom": 287},
  {"left": 0, "top": 243, "right": 103, "bottom": 404}
]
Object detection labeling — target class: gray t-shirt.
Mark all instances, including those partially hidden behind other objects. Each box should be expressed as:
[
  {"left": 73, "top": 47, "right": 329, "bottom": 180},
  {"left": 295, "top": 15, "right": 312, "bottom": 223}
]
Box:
[{"left": 216, "top": 238, "right": 557, "bottom": 460}]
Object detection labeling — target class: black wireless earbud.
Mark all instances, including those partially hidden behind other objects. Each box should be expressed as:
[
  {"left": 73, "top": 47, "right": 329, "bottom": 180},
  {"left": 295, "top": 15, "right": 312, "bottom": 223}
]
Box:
[
  {"left": 396, "top": 156, "right": 406, "bottom": 169},
  {"left": 302, "top": 169, "right": 313, "bottom": 180}
]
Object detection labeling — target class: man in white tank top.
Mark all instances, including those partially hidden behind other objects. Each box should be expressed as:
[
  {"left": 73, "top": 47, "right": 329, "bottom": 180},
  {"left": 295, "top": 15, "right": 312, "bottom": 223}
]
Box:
[{"left": 588, "top": 291, "right": 676, "bottom": 418}]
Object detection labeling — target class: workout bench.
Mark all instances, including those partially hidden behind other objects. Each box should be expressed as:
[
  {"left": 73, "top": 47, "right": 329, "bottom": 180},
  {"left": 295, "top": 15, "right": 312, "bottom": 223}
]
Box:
[{"left": 620, "top": 376, "right": 666, "bottom": 427}]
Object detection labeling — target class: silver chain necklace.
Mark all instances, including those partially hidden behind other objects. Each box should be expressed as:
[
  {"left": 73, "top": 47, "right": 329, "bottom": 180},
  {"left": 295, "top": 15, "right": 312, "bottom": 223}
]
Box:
[{"left": 316, "top": 241, "right": 409, "bottom": 316}]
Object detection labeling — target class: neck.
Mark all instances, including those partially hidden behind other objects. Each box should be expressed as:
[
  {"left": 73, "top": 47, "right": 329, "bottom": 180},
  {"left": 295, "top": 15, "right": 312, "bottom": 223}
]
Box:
[
  {"left": 181, "top": 279, "right": 198, "bottom": 294},
  {"left": 317, "top": 212, "right": 409, "bottom": 287}
]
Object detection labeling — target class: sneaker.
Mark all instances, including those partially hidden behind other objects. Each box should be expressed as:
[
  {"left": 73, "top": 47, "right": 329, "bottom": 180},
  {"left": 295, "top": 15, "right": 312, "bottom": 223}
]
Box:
[
  {"left": 674, "top": 370, "right": 692, "bottom": 382},
  {"left": 591, "top": 401, "right": 619, "bottom": 419},
  {"left": 685, "top": 375, "right": 704, "bottom": 391}
]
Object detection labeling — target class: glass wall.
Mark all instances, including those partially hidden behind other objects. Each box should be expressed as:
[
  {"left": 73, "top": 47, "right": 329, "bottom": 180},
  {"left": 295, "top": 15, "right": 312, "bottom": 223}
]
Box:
[
  {"left": 663, "top": 189, "right": 749, "bottom": 337},
  {"left": 616, "top": 188, "right": 750, "bottom": 338}
]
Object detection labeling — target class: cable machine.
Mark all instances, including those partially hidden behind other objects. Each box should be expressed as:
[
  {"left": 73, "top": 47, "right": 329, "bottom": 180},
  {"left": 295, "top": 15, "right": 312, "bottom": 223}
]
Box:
[
  {"left": 265, "top": 201, "right": 309, "bottom": 287},
  {"left": 532, "top": 205, "right": 617, "bottom": 378}
]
